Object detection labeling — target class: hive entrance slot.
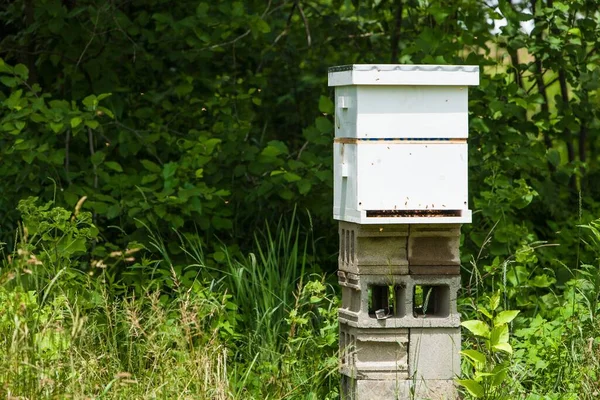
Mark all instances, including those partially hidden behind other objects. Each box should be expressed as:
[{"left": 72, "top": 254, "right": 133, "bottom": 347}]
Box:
[
  {"left": 413, "top": 285, "right": 450, "bottom": 318},
  {"left": 366, "top": 210, "right": 462, "bottom": 218}
]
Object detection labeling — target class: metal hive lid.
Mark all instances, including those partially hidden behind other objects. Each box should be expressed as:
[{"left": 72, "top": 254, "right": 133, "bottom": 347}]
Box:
[{"left": 328, "top": 64, "right": 480, "bottom": 86}]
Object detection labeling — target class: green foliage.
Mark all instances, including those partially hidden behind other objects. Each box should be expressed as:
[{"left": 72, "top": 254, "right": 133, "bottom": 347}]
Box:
[
  {"left": 459, "top": 291, "right": 519, "bottom": 399},
  {"left": 3, "top": 1, "right": 600, "bottom": 398},
  {"left": 0, "top": 200, "right": 338, "bottom": 399}
]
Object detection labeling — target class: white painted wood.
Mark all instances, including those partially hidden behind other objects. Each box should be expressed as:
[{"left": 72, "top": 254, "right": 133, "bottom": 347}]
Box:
[
  {"left": 330, "top": 64, "right": 478, "bottom": 224},
  {"left": 333, "top": 142, "right": 471, "bottom": 224},
  {"left": 335, "top": 86, "right": 469, "bottom": 139}
]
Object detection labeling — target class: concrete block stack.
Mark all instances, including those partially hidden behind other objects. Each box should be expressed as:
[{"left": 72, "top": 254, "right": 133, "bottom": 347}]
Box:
[
  {"left": 328, "top": 65, "right": 479, "bottom": 399},
  {"left": 337, "top": 223, "right": 461, "bottom": 399}
]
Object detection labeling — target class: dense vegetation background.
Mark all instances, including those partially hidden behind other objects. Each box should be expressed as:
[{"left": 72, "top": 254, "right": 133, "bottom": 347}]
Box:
[{"left": 1, "top": 0, "right": 600, "bottom": 398}]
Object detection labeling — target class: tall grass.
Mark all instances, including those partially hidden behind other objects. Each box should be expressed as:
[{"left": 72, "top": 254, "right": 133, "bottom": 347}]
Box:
[{"left": 0, "top": 199, "right": 339, "bottom": 399}]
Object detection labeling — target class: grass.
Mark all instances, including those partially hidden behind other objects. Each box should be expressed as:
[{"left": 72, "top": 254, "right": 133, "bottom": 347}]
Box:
[
  {"left": 0, "top": 199, "right": 339, "bottom": 399},
  {"left": 4, "top": 198, "right": 600, "bottom": 399}
]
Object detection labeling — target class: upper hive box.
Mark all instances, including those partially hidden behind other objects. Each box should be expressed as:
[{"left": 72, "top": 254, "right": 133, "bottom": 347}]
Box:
[{"left": 328, "top": 64, "right": 479, "bottom": 224}]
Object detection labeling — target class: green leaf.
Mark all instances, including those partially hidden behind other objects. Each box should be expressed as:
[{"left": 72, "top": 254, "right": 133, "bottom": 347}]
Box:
[
  {"left": 254, "top": 18, "right": 270, "bottom": 33},
  {"left": 104, "top": 161, "right": 123, "bottom": 172},
  {"left": 70, "top": 117, "right": 82, "bottom": 128},
  {"left": 315, "top": 117, "right": 332, "bottom": 134},
  {"left": 5, "top": 89, "right": 23, "bottom": 109},
  {"left": 297, "top": 179, "right": 312, "bottom": 195},
  {"left": 163, "top": 162, "right": 178, "bottom": 180},
  {"left": 283, "top": 171, "right": 301, "bottom": 183},
  {"left": 0, "top": 76, "right": 17, "bottom": 87},
  {"left": 494, "top": 310, "right": 520, "bottom": 326},
  {"left": 530, "top": 274, "right": 555, "bottom": 288},
  {"left": 490, "top": 324, "right": 509, "bottom": 346},
  {"left": 318, "top": 95, "right": 334, "bottom": 114},
  {"left": 491, "top": 363, "right": 508, "bottom": 386},
  {"left": 461, "top": 349, "right": 486, "bottom": 365},
  {"left": 82, "top": 94, "right": 98, "bottom": 111},
  {"left": 141, "top": 159, "right": 162, "bottom": 173},
  {"left": 97, "top": 93, "right": 112, "bottom": 101},
  {"left": 85, "top": 120, "right": 99, "bottom": 129},
  {"left": 50, "top": 122, "right": 64, "bottom": 133},
  {"left": 14, "top": 64, "right": 29, "bottom": 80},
  {"left": 456, "top": 379, "right": 484, "bottom": 398},
  {"left": 489, "top": 292, "right": 500, "bottom": 311},
  {"left": 91, "top": 151, "right": 106, "bottom": 166},
  {"left": 477, "top": 305, "right": 493, "bottom": 320},
  {"left": 547, "top": 149, "right": 561, "bottom": 166},
  {"left": 492, "top": 342, "right": 513, "bottom": 354},
  {"left": 97, "top": 106, "right": 114, "bottom": 119},
  {"left": 461, "top": 320, "right": 490, "bottom": 338}
]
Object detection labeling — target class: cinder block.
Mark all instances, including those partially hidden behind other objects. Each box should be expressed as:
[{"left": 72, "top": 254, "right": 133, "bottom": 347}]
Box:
[
  {"left": 409, "top": 328, "right": 461, "bottom": 380},
  {"left": 408, "top": 225, "right": 461, "bottom": 266},
  {"left": 409, "top": 265, "right": 461, "bottom": 275},
  {"left": 339, "top": 222, "right": 409, "bottom": 275},
  {"left": 340, "top": 323, "right": 409, "bottom": 380},
  {"left": 343, "top": 378, "right": 411, "bottom": 400},
  {"left": 338, "top": 273, "right": 460, "bottom": 328},
  {"left": 341, "top": 377, "right": 458, "bottom": 400}
]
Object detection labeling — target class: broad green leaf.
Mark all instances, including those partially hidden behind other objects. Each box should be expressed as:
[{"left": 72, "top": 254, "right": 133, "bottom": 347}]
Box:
[
  {"left": 91, "top": 151, "right": 106, "bottom": 166},
  {"left": 456, "top": 379, "right": 484, "bottom": 398},
  {"left": 530, "top": 274, "right": 555, "bottom": 288},
  {"left": 547, "top": 149, "right": 561, "bottom": 166},
  {"left": 97, "top": 106, "right": 114, "bottom": 119},
  {"left": 70, "top": 117, "right": 82, "bottom": 128},
  {"left": 477, "top": 305, "right": 493, "bottom": 320},
  {"left": 0, "top": 76, "right": 17, "bottom": 87},
  {"left": 297, "top": 179, "right": 311, "bottom": 195},
  {"left": 82, "top": 94, "right": 97, "bottom": 110},
  {"left": 318, "top": 95, "right": 334, "bottom": 114},
  {"left": 283, "top": 172, "right": 301, "bottom": 183},
  {"left": 104, "top": 161, "right": 123, "bottom": 172},
  {"left": 491, "top": 363, "right": 508, "bottom": 386},
  {"left": 97, "top": 93, "right": 112, "bottom": 101},
  {"left": 5, "top": 89, "right": 23, "bottom": 109},
  {"left": 14, "top": 64, "right": 29, "bottom": 80},
  {"left": 85, "top": 120, "right": 99, "bottom": 129},
  {"left": 315, "top": 117, "right": 333, "bottom": 134},
  {"left": 492, "top": 342, "right": 513, "bottom": 354},
  {"left": 489, "top": 292, "right": 500, "bottom": 311},
  {"left": 461, "top": 349, "right": 486, "bottom": 365},
  {"left": 141, "top": 159, "right": 162, "bottom": 173},
  {"left": 494, "top": 310, "right": 520, "bottom": 326},
  {"left": 490, "top": 324, "right": 509, "bottom": 346},
  {"left": 163, "top": 162, "right": 178, "bottom": 180},
  {"left": 50, "top": 122, "right": 64, "bottom": 133},
  {"left": 461, "top": 320, "right": 490, "bottom": 338},
  {"left": 0, "top": 58, "right": 9, "bottom": 73},
  {"left": 254, "top": 18, "right": 270, "bottom": 33}
]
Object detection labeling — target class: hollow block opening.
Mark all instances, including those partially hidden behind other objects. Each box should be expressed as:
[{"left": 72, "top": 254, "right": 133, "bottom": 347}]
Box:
[{"left": 413, "top": 284, "right": 450, "bottom": 318}]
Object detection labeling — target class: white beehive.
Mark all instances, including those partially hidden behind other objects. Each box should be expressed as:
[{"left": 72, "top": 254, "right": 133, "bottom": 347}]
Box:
[{"left": 329, "top": 64, "right": 479, "bottom": 224}]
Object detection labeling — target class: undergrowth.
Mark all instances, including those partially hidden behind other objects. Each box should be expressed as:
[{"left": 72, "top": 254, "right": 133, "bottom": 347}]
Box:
[
  {"left": 5, "top": 197, "right": 600, "bottom": 399},
  {"left": 0, "top": 198, "right": 339, "bottom": 399},
  {"left": 459, "top": 220, "right": 600, "bottom": 399}
]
